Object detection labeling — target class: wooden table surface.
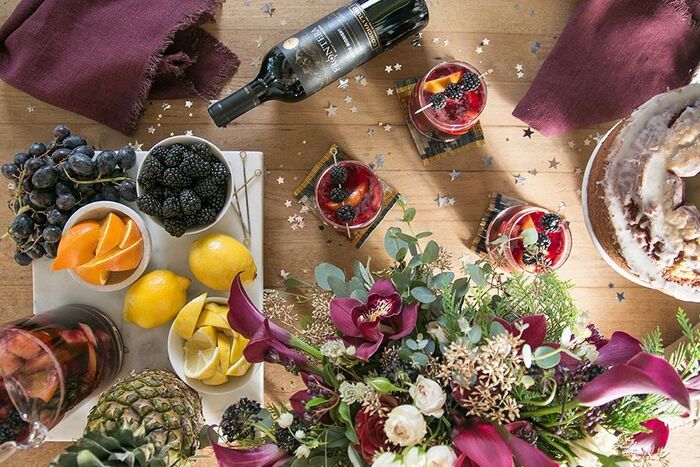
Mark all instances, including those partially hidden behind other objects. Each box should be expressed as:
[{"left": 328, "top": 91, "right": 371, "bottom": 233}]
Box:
[{"left": 1, "top": 0, "right": 698, "bottom": 465}]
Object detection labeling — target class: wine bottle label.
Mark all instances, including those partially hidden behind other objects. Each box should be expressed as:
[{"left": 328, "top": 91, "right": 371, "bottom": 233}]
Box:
[{"left": 279, "top": 2, "right": 381, "bottom": 94}]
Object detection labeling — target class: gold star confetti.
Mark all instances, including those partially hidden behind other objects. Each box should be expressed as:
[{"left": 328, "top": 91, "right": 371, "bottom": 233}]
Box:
[
  {"left": 255, "top": 36, "right": 267, "bottom": 48},
  {"left": 185, "top": 100, "right": 193, "bottom": 108},
  {"left": 147, "top": 126, "right": 156, "bottom": 134},
  {"left": 130, "top": 140, "right": 144, "bottom": 151},
  {"left": 324, "top": 103, "right": 338, "bottom": 117},
  {"left": 386, "top": 88, "right": 394, "bottom": 96},
  {"left": 475, "top": 46, "right": 484, "bottom": 54},
  {"left": 277, "top": 176, "right": 285, "bottom": 184},
  {"left": 385, "top": 65, "right": 393, "bottom": 73}
]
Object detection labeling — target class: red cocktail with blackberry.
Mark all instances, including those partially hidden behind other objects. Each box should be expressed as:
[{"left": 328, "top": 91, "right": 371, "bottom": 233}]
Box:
[
  {"left": 0, "top": 306, "right": 123, "bottom": 452},
  {"left": 409, "top": 61, "right": 487, "bottom": 141},
  {"left": 486, "top": 206, "right": 572, "bottom": 273},
  {"left": 315, "top": 161, "right": 383, "bottom": 230}
]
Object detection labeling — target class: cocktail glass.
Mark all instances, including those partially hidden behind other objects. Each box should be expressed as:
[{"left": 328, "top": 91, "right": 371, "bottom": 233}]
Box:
[
  {"left": 486, "top": 205, "right": 572, "bottom": 273},
  {"left": 315, "top": 160, "right": 383, "bottom": 231},
  {"left": 408, "top": 60, "right": 487, "bottom": 142},
  {"left": 0, "top": 305, "right": 123, "bottom": 460}
]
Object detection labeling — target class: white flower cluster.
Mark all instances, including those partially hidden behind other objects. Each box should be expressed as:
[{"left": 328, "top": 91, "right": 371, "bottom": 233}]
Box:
[
  {"left": 320, "top": 340, "right": 355, "bottom": 360},
  {"left": 372, "top": 446, "right": 457, "bottom": 467},
  {"left": 338, "top": 381, "right": 375, "bottom": 405}
]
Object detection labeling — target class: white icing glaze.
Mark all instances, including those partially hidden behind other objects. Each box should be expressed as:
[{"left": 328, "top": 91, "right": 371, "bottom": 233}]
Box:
[{"left": 601, "top": 84, "right": 700, "bottom": 302}]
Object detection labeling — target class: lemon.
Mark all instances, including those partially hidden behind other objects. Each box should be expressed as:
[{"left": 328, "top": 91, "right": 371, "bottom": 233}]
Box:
[
  {"left": 189, "top": 233, "right": 256, "bottom": 291},
  {"left": 185, "top": 326, "right": 218, "bottom": 352},
  {"left": 227, "top": 357, "right": 252, "bottom": 377},
  {"left": 230, "top": 332, "right": 249, "bottom": 365},
  {"left": 216, "top": 332, "right": 232, "bottom": 371},
  {"left": 203, "top": 367, "right": 229, "bottom": 386},
  {"left": 123, "top": 270, "right": 190, "bottom": 329},
  {"left": 173, "top": 293, "right": 208, "bottom": 339},
  {"left": 184, "top": 347, "right": 219, "bottom": 380},
  {"left": 196, "top": 307, "right": 230, "bottom": 331}
]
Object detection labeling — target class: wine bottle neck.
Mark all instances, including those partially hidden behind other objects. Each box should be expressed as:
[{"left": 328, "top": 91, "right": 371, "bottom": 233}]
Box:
[{"left": 208, "top": 79, "right": 268, "bottom": 128}]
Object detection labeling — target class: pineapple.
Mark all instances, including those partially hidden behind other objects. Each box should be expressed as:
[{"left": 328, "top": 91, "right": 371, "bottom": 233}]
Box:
[{"left": 51, "top": 369, "right": 204, "bottom": 467}]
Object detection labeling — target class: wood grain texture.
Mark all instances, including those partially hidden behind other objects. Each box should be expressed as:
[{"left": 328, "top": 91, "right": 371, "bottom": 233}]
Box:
[{"left": 0, "top": 0, "right": 697, "bottom": 465}]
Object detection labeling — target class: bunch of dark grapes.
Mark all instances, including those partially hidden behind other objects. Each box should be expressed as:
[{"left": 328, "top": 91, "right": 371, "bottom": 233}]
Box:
[
  {"left": 136, "top": 143, "right": 229, "bottom": 237},
  {"left": 2, "top": 124, "right": 137, "bottom": 266}
]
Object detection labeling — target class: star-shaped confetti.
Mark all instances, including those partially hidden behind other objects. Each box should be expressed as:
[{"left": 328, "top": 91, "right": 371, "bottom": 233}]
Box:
[
  {"left": 185, "top": 130, "right": 193, "bottom": 136},
  {"left": 350, "top": 106, "right": 358, "bottom": 113},
  {"left": 184, "top": 100, "right": 193, "bottom": 108},
  {"left": 435, "top": 195, "right": 449, "bottom": 207},
  {"left": 280, "top": 270, "right": 290, "bottom": 280},
  {"left": 338, "top": 79, "right": 349, "bottom": 90},
  {"left": 447, "top": 197, "right": 456, "bottom": 206},
  {"left": 354, "top": 75, "right": 365, "bottom": 82},
  {"left": 385, "top": 65, "right": 393, "bottom": 74},
  {"left": 147, "top": 126, "right": 156, "bottom": 134},
  {"left": 449, "top": 169, "right": 461, "bottom": 181},
  {"left": 367, "top": 129, "right": 375, "bottom": 137},
  {"left": 131, "top": 141, "right": 144, "bottom": 151},
  {"left": 360, "top": 78, "right": 368, "bottom": 86},
  {"left": 255, "top": 36, "right": 267, "bottom": 48},
  {"left": 374, "top": 154, "right": 385, "bottom": 168},
  {"left": 284, "top": 200, "right": 292, "bottom": 208},
  {"left": 432, "top": 37, "right": 440, "bottom": 44},
  {"left": 523, "top": 127, "right": 534, "bottom": 138},
  {"left": 567, "top": 140, "right": 576, "bottom": 149},
  {"left": 261, "top": 2, "right": 275, "bottom": 16},
  {"left": 324, "top": 103, "right": 338, "bottom": 117},
  {"left": 475, "top": 46, "right": 484, "bottom": 54},
  {"left": 26, "top": 105, "right": 35, "bottom": 113},
  {"left": 277, "top": 177, "right": 285, "bottom": 184},
  {"left": 386, "top": 88, "right": 394, "bottom": 96},
  {"left": 574, "top": 166, "right": 583, "bottom": 175},
  {"left": 528, "top": 168, "right": 538, "bottom": 176},
  {"left": 548, "top": 158, "right": 560, "bottom": 169},
  {"left": 280, "top": 18, "right": 287, "bottom": 26},
  {"left": 394, "top": 63, "right": 402, "bottom": 71},
  {"left": 481, "top": 38, "right": 491, "bottom": 46},
  {"left": 443, "top": 39, "right": 449, "bottom": 47},
  {"left": 482, "top": 155, "right": 493, "bottom": 166},
  {"left": 250, "top": 56, "right": 262, "bottom": 68},
  {"left": 384, "top": 124, "right": 392, "bottom": 132},
  {"left": 608, "top": 283, "right": 615, "bottom": 288},
  {"left": 515, "top": 64, "right": 524, "bottom": 72},
  {"left": 514, "top": 174, "right": 526, "bottom": 185},
  {"left": 516, "top": 71, "right": 525, "bottom": 79},
  {"left": 344, "top": 95, "right": 353, "bottom": 104},
  {"left": 616, "top": 292, "right": 625, "bottom": 302}
]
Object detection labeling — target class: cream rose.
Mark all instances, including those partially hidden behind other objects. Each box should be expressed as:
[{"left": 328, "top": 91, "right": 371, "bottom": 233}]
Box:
[
  {"left": 570, "top": 428, "right": 620, "bottom": 467},
  {"left": 402, "top": 447, "right": 428, "bottom": 466},
  {"left": 409, "top": 375, "right": 446, "bottom": 418},
  {"left": 384, "top": 405, "right": 427, "bottom": 447},
  {"left": 372, "top": 452, "right": 402, "bottom": 467},
  {"left": 425, "top": 445, "right": 457, "bottom": 467}
]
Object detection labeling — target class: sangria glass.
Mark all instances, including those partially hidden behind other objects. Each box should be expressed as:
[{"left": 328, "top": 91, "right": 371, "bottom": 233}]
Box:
[
  {"left": 486, "top": 205, "right": 572, "bottom": 273},
  {"left": 315, "top": 160, "right": 383, "bottom": 231},
  {"left": 0, "top": 306, "right": 123, "bottom": 459},
  {"left": 408, "top": 60, "right": 487, "bottom": 142}
]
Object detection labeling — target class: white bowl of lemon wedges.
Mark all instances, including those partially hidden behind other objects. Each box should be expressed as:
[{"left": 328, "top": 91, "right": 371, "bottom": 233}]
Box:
[{"left": 168, "top": 294, "right": 260, "bottom": 395}]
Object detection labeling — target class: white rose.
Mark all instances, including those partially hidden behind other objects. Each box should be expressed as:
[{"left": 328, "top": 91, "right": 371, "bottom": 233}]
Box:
[
  {"left": 402, "top": 447, "right": 428, "bottom": 466},
  {"left": 277, "top": 412, "right": 293, "bottom": 429},
  {"left": 372, "top": 452, "right": 402, "bottom": 467},
  {"left": 570, "top": 428, "right": 620, "bottom": 467},
  {"left": 294, "top": 445, "right": 310, "bottom": 459},
  {"left": 425, "top": 445, "right": 457, "bottom": 467},
  {"left": 384, "top": 405, "right": 427, "bottom": 446},
  {"left": 409, "top": 376, "right": 446, "bottom": 418}
]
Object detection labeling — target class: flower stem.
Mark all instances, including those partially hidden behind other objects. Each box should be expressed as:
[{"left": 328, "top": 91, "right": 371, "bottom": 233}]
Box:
[
  {"left": 290, "top": 336, "right": 323, "bottom": 360},
  {"left": 522, "top": 400, "right": 581, "bottom": 418}
]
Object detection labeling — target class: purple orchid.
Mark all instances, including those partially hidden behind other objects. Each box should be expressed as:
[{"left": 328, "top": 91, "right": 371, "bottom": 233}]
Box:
[
  {"left": 686, "top": 373, "right": 700, "bottom": 400},
  {"left": 330, "top": 278, "right": 418, "bottom": 359},
  {"left": 492, "top": 315, "right": 547, "bottom": 349},
  {"left": 629, "top": 419, "right": 670, "bottom": 456}
]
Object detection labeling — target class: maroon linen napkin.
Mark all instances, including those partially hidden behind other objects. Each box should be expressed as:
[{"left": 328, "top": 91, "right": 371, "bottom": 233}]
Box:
[
  {"left": 513, "top": 0, "right": 700, "bottom": 136},
  {"left": 0, "top": 0, "right": 239, "bottom": 135}
]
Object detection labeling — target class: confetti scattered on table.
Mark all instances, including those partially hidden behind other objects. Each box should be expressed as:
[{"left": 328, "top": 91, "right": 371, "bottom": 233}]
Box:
[
  {"left": 567, "top": 140, "right": 576, "bottom": 149},
  {"left": 161, "top": 103, "right": 171, "bottom": 111},
  {"left": 385, "top": 65, "right": 393, "bottom": 74},
  {"left": 394, "top": 63, "right": 402, "bottom": 71},
  {"left": 436, "top": 195, "right": 449, "bottom": 207},
  {"left": 432, "top": 37, "right": 440, "bottom": 44},
  {"left": 447, "top": 197, "right": 456, "bottom": 206},
  {"left": 367, "top": 129, "right": 375, "bottom": 137},
  {"left": 523, "top": 127, "right": 534, "bottom": 138},
  {"left": 280, "top": 18, "right": 287, "bottom": 27},
  {"left": 344, "top": 95, "right": 353, "bottom": 104},
  {"left": 360, "top": 78, "right": 368, "bottom": 86},
  {"left": 482, "top": 155, "right": 493, "bottom": 166},
  {"left": 583, "top": 138, "right": 591, "bottom": 146},
  {"left": 255, "top": 36, "right": 267, "bottom": 48},
  {"left": 443, "top": 39, "right": 450, "bottom": 47},
  {"left": 384, "top": 124, "right": 392, "bottom": 132},
  {"left": 515, "top": 64, "right": 524, "bottom": 72},
  {"left": 355, "top": 75, "right": 364, "bottom": 82},
  {"left": 616, "top": 292, "right": 625, "bottom": 302},
  {"left": 284, "top": 200, "right": 292, "bottom": 208},
  {"left": 481, "top": 38, "right": 491, "bottom": 46},
  {"left": 475, "top": 46, "right": 484, "bottom": 54},
  {"left": 184, "top": 100, "right": 193, "bottom": 108},
  {"left": 386, "top": 88, "right": 394, "bottom": 96},
  {"left": 449, "top": 169, "right": 461, "bottom": 181},
  {"left": 574, "top": 166, "right": 583, "bottom": 175},
  {"left": 548, "top": 158, "right": 560, "bottom": 169},
  {"left": 185, "top": 130, "right": 193, "bottom": 136},
  {"left": 261, "top": 2, "right": 275, "bottom": 16},
  {"left": 324, "top": 103, "right": 338, "bottom": 117},
  {"left": 514, "top": 174, "right": 526, "bottom": 185},
  {"left": 131, "top": 140, "right": 144, "bottom": 151},
  {"left": 250, "top": 56, "right": 262, "bottom": 67},
  {"left": 277, "top": 177, "right": 285, "bottom": 184},
  {"left": 26, "top": 105, "right": 34, "bottom": 113},
  {"left": 531, "top": 41, "right": 541, "bottom": 54},
  {"left": 528, "top": 168, "right": 538, "bottom": 176},
  {"left": 608, "top": 283, "right": 615, "bottom": 288},
  {"left": 338, "top": 79, "right": 349, "bottom": 90},
  {"left": 374, "top": 154, "right": 385, "bottom": 168},
  {"left": 147, "top": 126, "right": 156, "bottom": 134},
  {"left": 350, "top": 106, "right": 358, "bottom": 113}
]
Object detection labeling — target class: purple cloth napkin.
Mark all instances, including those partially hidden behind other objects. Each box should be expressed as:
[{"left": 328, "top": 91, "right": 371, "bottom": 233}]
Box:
[
  {"left": 0, "top": 0, "right": 239, "bottom": 135},
  {"left": 513, "top": 0, "right": 700, "bottom": 136}
]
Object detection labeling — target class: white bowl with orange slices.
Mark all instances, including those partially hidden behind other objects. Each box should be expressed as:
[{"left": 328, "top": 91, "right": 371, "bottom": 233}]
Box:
[{"left": 52, "top": 201, "right": 151, "bottom": 292}]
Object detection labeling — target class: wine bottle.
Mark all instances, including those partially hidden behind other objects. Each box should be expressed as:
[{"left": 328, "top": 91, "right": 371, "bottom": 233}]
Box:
[{"left": 208, "top": 0, "right": 429, "bottom": 127}]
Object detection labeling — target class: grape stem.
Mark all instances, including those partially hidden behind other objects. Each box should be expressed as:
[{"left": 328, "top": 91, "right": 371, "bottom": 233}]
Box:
[{"left": 60, "top": 167, "right": 133, "bottom": 185}]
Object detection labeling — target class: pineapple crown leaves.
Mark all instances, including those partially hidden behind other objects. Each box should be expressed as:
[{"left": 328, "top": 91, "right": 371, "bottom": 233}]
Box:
[{"left": 50, "top": 425, "right": 170, "bottom": 467}]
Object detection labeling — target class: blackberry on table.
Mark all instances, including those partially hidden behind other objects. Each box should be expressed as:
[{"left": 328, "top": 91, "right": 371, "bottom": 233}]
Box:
[
  {"left": 138, "top": 175, "right": 158, "bottom": 191},
  {"left": 179, "top": 189, "right": 201, "bottom": 216},
  {"left": 194, "top": 178, "right": 218, "bottom": 199},
  {"left": 180, "top": 152, "right": 211, "bottom": 178},
  {"left": 162, "top": 168, "right": 192, "bottom": 188},
  {"left": 163, "top": 218, "right": 187, "bottom": 237},
  {"left": 429, "top": 92, "right": 447, "bottom": 110},
  {"left": 0, "top": 412, "right": 25, "bottom": 443},
  {"left": 140, "top": 156, "right": 164, "bottom": 180},
  {"left": 330, "top": 165, "right": 348, "bottom": 185},
  {"left": 337, "top": 205, "right": 356, "bottom": 223},
  {"left": 536, "top": 232, "right": 552, "bottom": 249},
  {"left": 137, "top": 194, "right": 162, "bottom": 217},
  {"left": 162, "top": 197, "right": 181, "bottom": 219},
  {"left": 210, "top": 162, "right": 230, "bottom": 185},
  {"left": 150, "top": 146, "right": 168, "bottom": 162},
  {"left": 330, "top": 186, "right": 348, "bottom": 203},
  {"left": 541, "top": 213, "right": 563, "bottom": 233},
  {"left": 460, "top": 72, "right": 481, "bottom": 92},
  {"left": 444, "top": 83, "right": 464, "bottom": 100}
]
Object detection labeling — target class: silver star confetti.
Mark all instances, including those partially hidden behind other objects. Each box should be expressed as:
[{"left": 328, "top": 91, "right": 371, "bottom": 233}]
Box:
[
  {"left": 449, "top": 169, "right": 461, "bottom": 181},
  {"left": 367, "top": 129, "right": 375, "bottom": 137},
  {"left": 475, "top": 46, "right": 484, "bottom": 54},
  {"left": 574, "top": 166, "right": 583, "bottom": 175},
  {"left": 374, "top": 154, "right": 385, "bottom": 168},
  {"left": 344, "top": 95, "right": 353, "bottom": 104},
  {"left": 338, "top": 79, "right": 349, "bottom": 90},
  {"left": 531, "top": 42, "right": 541, "bottom": 54},
  {"left": 482, "top": 155, "right": 493, "bottom": 166},
  {"left": 354, "top": 75, "right": 365, "bottom": 82},
  {"left": 514, "top": 174, "right": 526, "bottom": 185},
  {"left": 443, "top": 39, "right": 450, "bottom": 47},
  {"left": 261, "top": 2, "right": 275, "bottom": 16},
  {"left": 515, "top": 64, "right": 524, "bottom": 72},
  {"left": 277, "top": 176, "right": 285, "bottom": 184},
  {"left": 161, "top": 102, "right": 171, "bottom": 111},
  {"left": 284, "top": 200, "right": 292, "bottom": 208},
  {"left": 350, "top": 106, "right": 358, "bottom": 113},
  {"left": 360, "top": 78, "right": 368, "bottom": 86},
  {"left": 432, "top": 37, "right": 440, "bottom": 44},
  {"left": 385, "top": 65, "right": 393, "bottom": 73},
  {"left": 250, "top": 56, "right": 262, "bottom": 68},
  {"left": 131, "top": 140, "right": 144, "bottom": 151},
  {"left": 567, "top": 140, "right": 576, "bottom": 149},
  {"left": 394, "top": 63, "right": 402, "bottom": 71},
  {"left": 280, "top": 18, "right": 287, "bottom": 27},
  {"left": 325, "top": 103, "right": 338, "bottom": 117},
  {"left": 147, "top": 126, "right": 156, "bottom": 134},
  {"left": 548, "top": 158, "right": 560, "bottom": 169},
  {"left": 184, "top": 100, "right": 193, "bottom": 108},
  {"left": 516, "top": 71, "right": 525, "bottom": 79},
  {"left": 185, "top": 130, "right": 193, "bottom": 136},
  {"left": 436, "top": 195, "right": 448, "bottom": 207},
  {"left": 583, "top": 138, "right": 591, "bottom": 146},
  {"left": 26, "top": 105, "right": 35, "bottom": 113},
  {"left": 481, "top": 38, "right": 491, "bottom": 46},
  {"left": 447, "top": 197, "right": 456, "bottom": 206},
  {"left": 255, "top": 36, "right": 267, "bottom": 48},
  {"left": 386, "top": 88, "right": 394, "bottom": 96},
  {"left": 384, "top": 124, "right": 392, "bottom": 132}
]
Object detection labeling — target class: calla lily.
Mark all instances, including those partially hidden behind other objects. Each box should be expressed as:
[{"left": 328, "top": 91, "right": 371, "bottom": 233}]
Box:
[
  {"left": 244, "top": 319, "right": 311, "bottom": 371},
  {"left": 228, "top": 274, "right": 290, "bottom": 343},
  {"left": 330, "top": 278, "right": 418, "bottom": 359},
  {"left": 595, "top": 331, "right": 643, "bottom": 367},
  {"left": 492, "top": 315, "right": 547, "bottom": 349},
  {"left": 211, "top": 439, "right": 290, "bottom": 467},
  {"left": 629, "top": 419, "right": 669, "bottom": 456},
  {"left": 685, "top": 373, "right": 700, "bottom": 400},
  {"left": 578, "top": 352, "right": 690, "bottom": 411},
  {"left": 453, "top": 421, "right": 558, "bottom": 467}
]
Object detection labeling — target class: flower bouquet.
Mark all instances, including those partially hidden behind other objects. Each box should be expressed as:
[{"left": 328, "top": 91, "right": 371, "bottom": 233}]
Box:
[{"left": 207, "top": 205, "right": 700, "bottom": 466}]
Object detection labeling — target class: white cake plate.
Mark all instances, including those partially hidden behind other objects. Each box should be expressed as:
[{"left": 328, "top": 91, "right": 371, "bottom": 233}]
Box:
[{"left": 31, "top": 150, "right": 264, "bottom": 441}]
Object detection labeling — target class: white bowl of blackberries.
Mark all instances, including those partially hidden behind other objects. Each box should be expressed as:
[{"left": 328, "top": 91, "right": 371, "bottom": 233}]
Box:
[
  {"left": 2, "top": 124, "right": 138, "bottom": 267},
  {"left": 136, "top": 135, "right": 232, "bottom": 237}
]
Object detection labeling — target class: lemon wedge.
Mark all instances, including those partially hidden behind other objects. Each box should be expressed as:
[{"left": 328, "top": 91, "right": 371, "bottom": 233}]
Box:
[
  {"left": 185, "top": 326, "right": 218, "bottom": 353},
  {"left": 216, "top": 332, "right": 232, "bottom": 371},
  {"left": 184, "top": 347, "right": 219, "bottom": 380},
  {"left": 227, "top": 356, "right": 252, "bottom": 377},
  {"left": 173, "top": 293, "right": 208, "bottom": 339},
  {"left": 197, "top": 307, "right": 230, "bottom": 331},
  {"left": 203, "top": 367, "right": 229, "bottom": 386},
  {"left": 230, "top": 332, "right": 249, "bottom": 365}
]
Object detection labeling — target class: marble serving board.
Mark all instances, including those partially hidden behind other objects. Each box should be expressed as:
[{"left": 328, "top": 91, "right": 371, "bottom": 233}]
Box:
[{"left": 31, "top": 150, "right": 265, "bottom": 441}]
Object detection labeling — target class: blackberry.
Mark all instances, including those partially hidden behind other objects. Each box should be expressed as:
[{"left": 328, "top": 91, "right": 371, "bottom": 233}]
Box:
[
  {"left": 274, "top": 420, "right": 305, "bottom": 454},
  {"left": 147, "top": 186, "right": 165, "bottom": 201},
  {"left": 140, "top": 155, "right": 164, "bottom": 180},
  {"left": 329, "top": 165, "right": 348, "bottom": 184},
  {"left": 336, "top": 205, "right": 356, "bottom": 223},
  {"left": 163, "top": 217, "right": 187, "bottom": 237},
  {"left": 162, "top": 168, "right": 192, "bottom": 188},
  {"left": 150, "top": 145, "right": 168, "bottom": 162},
  {"left": 330, "top": 186, "right": 348, "bottom": 203},
  {"left": 137, "top": 194, "right": 162, "bottom": 217},
  {"left": 191, "top": 143, "right": 214, "bottom": 161},
  {"left": 179, "top": 189, "right": 201, "bottom": 216},
  {"left": 444, "top": 83, "right": 464, "bottom": 100},
  {"left": 138, "top": 175, "right": 158, "bottom": 191},
  {"left": 210, "top": 162, "right": 230, "bottom": 185},
  {"left": 541, "top": 213, "right": 563, "bottom": 233},
  {"left": 460, "top": 72, "right": 481, "bottom": 92},
  {"left": 429, "top": 92, "right": 447, "bottom": 110},
  {"left": 194, "top": 178, "right": 218, "bottom": 199},
  {"left": 162, "top": 197, "right": 181, "bottom": 218},
  {"left": 220, "top": 398, "right": 262, "bottom": 442},
  {"left": 536, "top": 232, "right": 552, "bottom": 249},
  {"left": 162, "top": 145, "right": 185, "bottom": 168},
  {"left": 197, "top": 206, "right": 218, "bottom": 225},
  {"left": 180, "top": 152, "right": 211, "bottom": 178},
  {"left": 209, "top": 190, "right": 227, "bottom": 211}
]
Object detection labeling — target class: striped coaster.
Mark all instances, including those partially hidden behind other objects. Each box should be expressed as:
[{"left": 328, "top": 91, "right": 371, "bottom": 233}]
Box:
[
  {"left": 471, "top": 193, "right": 527, "bottom": 254},
  {"left": 293, "top": 144, "right": 400, "bottom": 248},
  {"left": 395, "top": 77, "right": 486, "bottom": 166}
]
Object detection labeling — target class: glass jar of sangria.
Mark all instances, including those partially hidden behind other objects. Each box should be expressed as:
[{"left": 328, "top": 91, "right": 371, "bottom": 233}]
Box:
[
  {"left": 315, "top": 160, "right": 383, "bottom": 231},
  {"left": 409, "top": 60, "right": 487, "bottom": 142},
  {"left": 486, "top": 206, "right": 572, "bottom": 273},
  {"left": 0, "top": 306, "right": 123, "bottom": 457}
]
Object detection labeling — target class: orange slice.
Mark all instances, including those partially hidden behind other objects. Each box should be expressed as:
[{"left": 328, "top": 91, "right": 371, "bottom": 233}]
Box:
[
  {"left": 51, "top": 220, "right": 101, "bottom": 270},
  {"left": 74, "top": 263, "right": 111, "bottom": 286},
  {"left": 520, "top": 215, "right": 537, "bottom": 233},
  {"left": 326, "top": 182, "right": 369, "bottom": 210},
  {"left": 118, "top": 218, "right": 142, "bottom": 249},
  {"left": 80, "top": 238, "right": 143, "bottom": 272},
  {"left": 95, "top": 213, "right": 126, "bottom": 256},
  {"left": 424, "top": 71, "right": 463, "bottom": 94}
]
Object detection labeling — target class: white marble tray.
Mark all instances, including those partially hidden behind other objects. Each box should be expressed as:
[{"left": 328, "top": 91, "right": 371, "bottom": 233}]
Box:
[{"left": 31, "top": 150, "right": 264, "bottom": 441}]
